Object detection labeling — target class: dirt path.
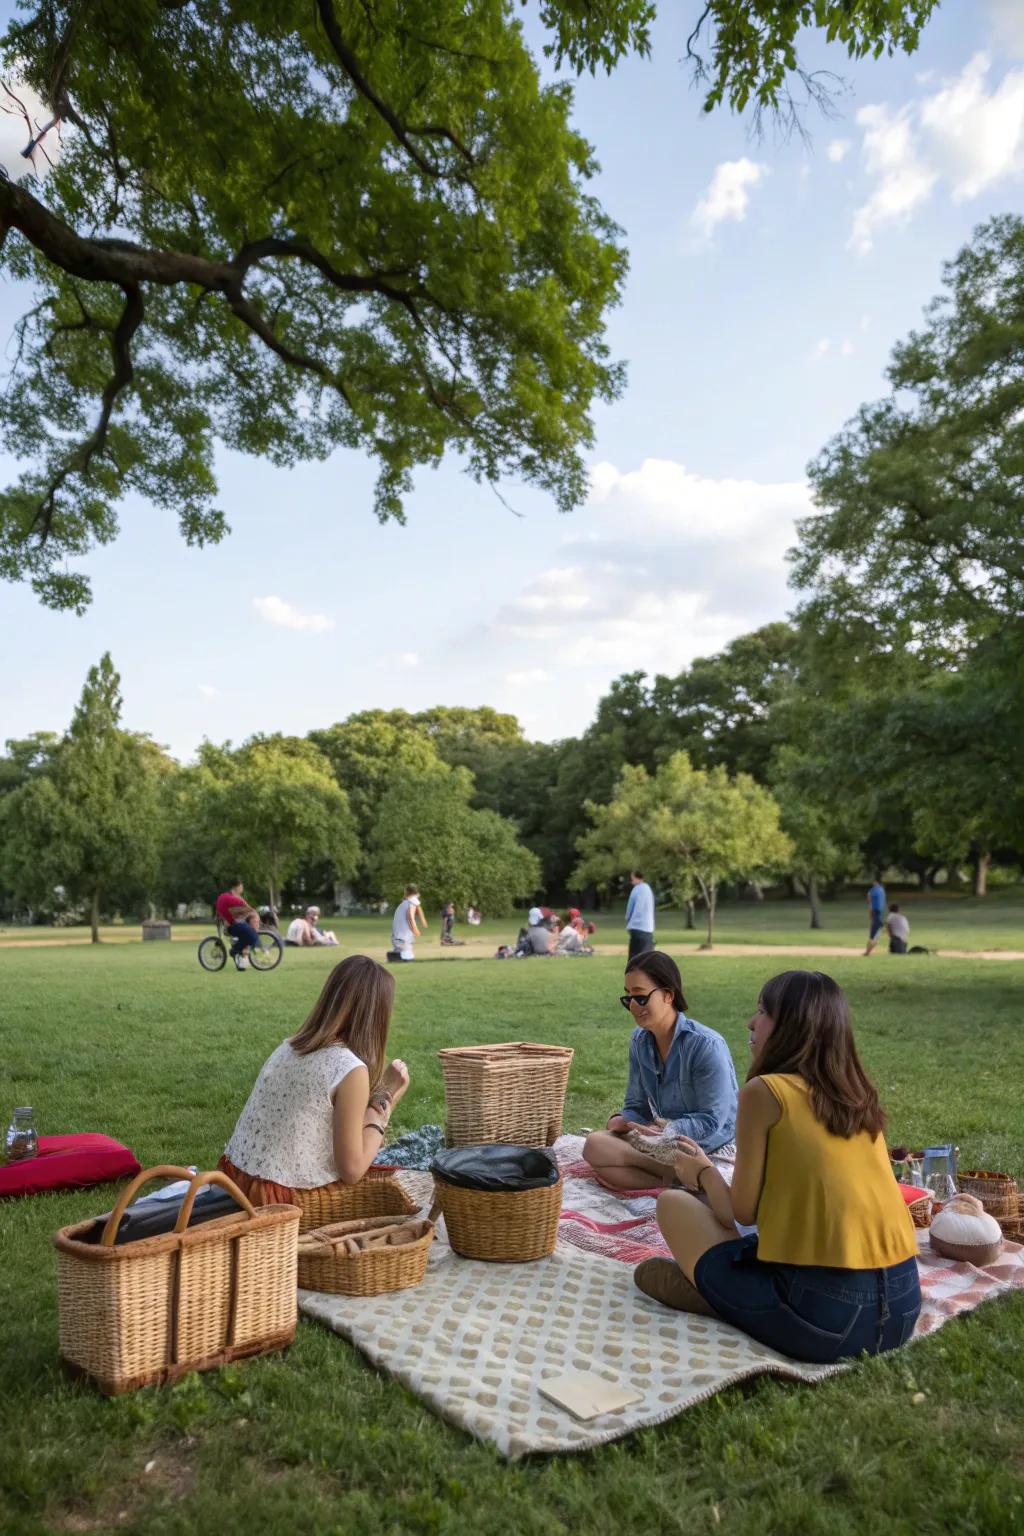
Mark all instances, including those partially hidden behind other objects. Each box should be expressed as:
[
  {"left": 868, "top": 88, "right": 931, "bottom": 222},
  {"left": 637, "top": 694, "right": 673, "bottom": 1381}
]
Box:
[{"left": 1, "top": 936, "right": 1021, "bottom": 960}]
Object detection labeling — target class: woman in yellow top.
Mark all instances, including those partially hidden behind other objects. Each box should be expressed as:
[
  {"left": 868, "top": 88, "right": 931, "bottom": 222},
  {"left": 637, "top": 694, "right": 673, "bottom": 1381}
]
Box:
[{"left": 636, "top": 970, "right": 920, "bottom": 1363}]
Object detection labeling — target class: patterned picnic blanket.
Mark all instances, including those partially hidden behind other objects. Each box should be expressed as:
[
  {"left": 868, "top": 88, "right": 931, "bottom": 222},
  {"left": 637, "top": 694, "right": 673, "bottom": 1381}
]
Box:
[{"left": 552, "top": 1135, "right": 1024, "bottom": 1337}]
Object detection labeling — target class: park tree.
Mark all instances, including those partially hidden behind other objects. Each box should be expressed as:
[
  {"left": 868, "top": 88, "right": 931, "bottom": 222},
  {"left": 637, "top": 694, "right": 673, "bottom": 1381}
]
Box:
[
  {"left": 795, "top": 215, "right": 1024, "bottom": 656},
  {"left": 0, "top": 654, "right": 168, "bottom": 939},
  {"left": 369, "top": 761, "right": 539, "bottom": 916},
  {"left": 574, "top": 751, "right": 791, "bottom": 947},
  {"left": 0, "top": 1, "right": 940, "bottom": 611},
  {"left": 164, "top": 736, "right": 358, "bottom": 912},
  {"left": 770, "top": 745, "right": 861, "bottom": 927},
  {"left": 309, "top": 711, "right": 442, "bottom": 853}
]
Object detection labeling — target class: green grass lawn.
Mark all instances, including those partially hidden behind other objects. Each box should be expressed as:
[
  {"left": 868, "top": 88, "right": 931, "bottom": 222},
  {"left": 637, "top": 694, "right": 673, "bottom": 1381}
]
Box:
[
  {"left": 4, "top": 884, "right": 1022, "bottom": 953},
  {"left": 2, "top": 942, "right": 1024, "bottom": 1534}
]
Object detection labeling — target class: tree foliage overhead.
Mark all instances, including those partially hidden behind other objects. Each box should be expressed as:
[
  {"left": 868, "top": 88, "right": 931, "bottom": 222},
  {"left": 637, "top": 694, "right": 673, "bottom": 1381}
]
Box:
[
  {"left": 0, "top": 0, "right": 629, "bottom": 611},
  {"left": 0, "top": 0, "right": 944, "bottom": 612}
]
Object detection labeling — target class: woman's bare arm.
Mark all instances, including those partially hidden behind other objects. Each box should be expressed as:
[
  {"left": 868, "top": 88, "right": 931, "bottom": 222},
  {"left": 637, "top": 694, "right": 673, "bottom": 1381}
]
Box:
[{"left": 331, "top": 1065, "right": 389, "bottom": 1183}]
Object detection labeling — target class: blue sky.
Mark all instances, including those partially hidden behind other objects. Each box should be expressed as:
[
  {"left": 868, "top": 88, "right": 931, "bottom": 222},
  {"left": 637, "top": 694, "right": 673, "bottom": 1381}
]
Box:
[{"left": 2, "top": 0, "right": 1023, "bottom": 760}]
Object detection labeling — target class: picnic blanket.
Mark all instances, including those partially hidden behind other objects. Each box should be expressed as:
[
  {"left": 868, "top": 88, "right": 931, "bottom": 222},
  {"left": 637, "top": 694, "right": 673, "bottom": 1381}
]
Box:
[
  {"left": 298, "top": 1137, "right": 1024, "bottom": 1459},
  {"left": 552, "top": 1134, "right": 1024, "bottom": 1339}
]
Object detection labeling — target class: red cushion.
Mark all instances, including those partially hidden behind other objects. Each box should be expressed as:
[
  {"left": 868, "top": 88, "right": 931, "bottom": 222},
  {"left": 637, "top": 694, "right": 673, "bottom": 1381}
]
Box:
[
  {"left": 0, "top": 1133, "right": 141, "bottom": 1197},
  {"left": 897, "top": 1182, "right": 930, "bottom": 1206}
]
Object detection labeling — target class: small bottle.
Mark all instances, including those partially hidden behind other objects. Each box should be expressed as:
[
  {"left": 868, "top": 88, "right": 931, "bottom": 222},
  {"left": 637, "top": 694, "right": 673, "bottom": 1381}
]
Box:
[{"left": 5, "top": 1107, "right": 38, "bottom": 1162}]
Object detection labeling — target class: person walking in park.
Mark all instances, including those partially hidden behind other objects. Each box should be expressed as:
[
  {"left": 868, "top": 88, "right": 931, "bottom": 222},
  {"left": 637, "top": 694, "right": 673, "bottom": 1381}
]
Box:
[
  {"left": 582, "top": 950, "right": 738, "bottom": 1189},
  {"left": 637, "top": 970, "right": 920, "bottom": 1365},
  {"left": 886, "top": 904, "right": 910, "bottom": 954},
  {"left": 389, "top": 884, "right": 427, "bottom": 961},
  {"left": 625, "top": 869, "right": 655, "bottom": 960},
  {"left": 864, "top": 877, "right": 887, "bottom": 956},
  {"left": 215, "top": 879, "right": 261, "bottom": 972}
]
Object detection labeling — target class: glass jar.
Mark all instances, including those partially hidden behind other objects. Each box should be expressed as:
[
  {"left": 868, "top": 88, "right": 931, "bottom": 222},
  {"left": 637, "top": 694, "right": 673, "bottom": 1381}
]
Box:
[{"left": 5, "top": 1107, "right": 38, "bottom": 1162}]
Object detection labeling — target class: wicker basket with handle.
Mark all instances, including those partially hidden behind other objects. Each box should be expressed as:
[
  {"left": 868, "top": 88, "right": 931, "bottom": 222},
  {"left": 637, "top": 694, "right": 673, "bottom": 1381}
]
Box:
[
  {"left": 291, "top": 1170, "right": 420, "bottom": 1234},
  {"left": 297, "top": 1214, "right": 433, "bottom": 1295},
  {"left": 437, "top": 1042, "right": 574, "bottom": 1147},
  {"left": 956, "top": 1171, "right": 1019, "bottom": 1221},
  {"left": 430, "top": 1177, "right": 563, "bottom": 1262},
  {"left": 54, "top": 1165, "right": 299, "bottom": 1396}
]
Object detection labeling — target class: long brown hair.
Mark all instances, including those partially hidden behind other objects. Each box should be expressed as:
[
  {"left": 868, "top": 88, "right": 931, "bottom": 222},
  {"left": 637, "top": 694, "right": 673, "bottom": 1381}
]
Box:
[
  {"left": 748, "top": 970, "right": 885, "bottom": 1139},
  {"left": 290, "top": 955, "right": 394, "bottom": 1086},
  {"left": 624, "top": 950, "right": 688, "bottom": 1014}
]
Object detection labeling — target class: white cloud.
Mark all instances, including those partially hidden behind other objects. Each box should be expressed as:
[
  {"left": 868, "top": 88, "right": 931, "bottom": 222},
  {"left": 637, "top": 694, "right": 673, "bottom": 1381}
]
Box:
[
  {"left": 505, "top": 669, "right": 551, "bottom": 687},
  {"left": 813, "top": 337, "right": 831, "bottom": 360},
  {"left": 484, "top": 459, "right": 812, "bottom": 682},
  {"left": 397, "top": 651, "right": 420, "bottom": 668},
  {"left": 826, "top": 139, "right": 851, "bottom": 164},
  {"left": 919, "top": 52, "right": 1024, "bottom": 200},
  {"left": 850, "top": 54, "right": 1024, "bottom": 252},
  {"left": 841, "top": 338, "right": 855, "bottom": 357},
  {"left": 252, "top": 595, "right": 335, "bottom": 632},
  {"left": 689, "top": 158, "right": 767, "bottom": 241},
  {"left": 197, "top": 683, "right": 220, "bottom": 699},
  {"left": 849, "top": 103, "right": 937, "bottom": 254}
]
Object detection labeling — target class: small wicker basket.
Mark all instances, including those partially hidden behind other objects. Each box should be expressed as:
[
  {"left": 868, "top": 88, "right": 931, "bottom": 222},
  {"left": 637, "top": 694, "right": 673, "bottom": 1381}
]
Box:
[
  {"left": 291, "top": 1170, "right": 420, "bottom": 1234},
  {"left": 907, "top": 1192, "right": 933, "bottom": 1229},
  {"left": 54, "top": 1166, "right": 299, "bottom": 1396},
  {"left": 431, "top": 1176, "right": 563, "bottom": 1262},
  {"left": 437, "top": 1042, "right": 573, "bottom": 1147},
  {"left": 297, "top": 1215, "right": 434, "bottom": 1296},
  {"left": 956, "top": 1171, "right": 1019, "bottom": 1222}
]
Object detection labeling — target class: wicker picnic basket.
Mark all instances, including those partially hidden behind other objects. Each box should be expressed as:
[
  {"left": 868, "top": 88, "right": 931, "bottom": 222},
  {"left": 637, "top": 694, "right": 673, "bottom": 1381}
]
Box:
[
  {"left": 297, "top": 1214, "right": 434, "bottom": 1296},
  {"left": 437, "top": 1042, "right": 574, "bottom": 1147},
  {"left": 431, "top": 1178, "right": 563, "bottom": 1262},
  {"left": 907, "top": 1191, "right": 933, "bottom": 1229},
  {"left": 956, "top": 1170, "right": 1020, "bottom": 1222},
  {"left": 53, "top": 1166, "right": 300, "bottom": 1396},
  {"left": 290, "top": 1170, "right": 419, "bottom": 1234}
]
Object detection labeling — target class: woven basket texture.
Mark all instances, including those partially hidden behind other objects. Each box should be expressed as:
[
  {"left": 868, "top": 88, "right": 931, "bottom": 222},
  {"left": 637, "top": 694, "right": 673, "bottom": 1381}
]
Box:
[
  {"left": 53, "top": 1166, "right": 299, "bottom": 1395},
  {"left": 291, "top": 1172, "right": 419, "bottom": 1234},
  {"left": 957, "top": 1172, "right": 1019, "bottom": 1221},
  {"left": 438, "top": 1042, "right": 573, "bottom": 1147},
  {"left": 297, "top": 1215, "right": 433, "bottom": 1296},
  {"left": 433, "top": 1175, "right": 563, "bottom": 1261},
  {"left": 908, "top": 1194, "right": 933, "bottom": 1229}
]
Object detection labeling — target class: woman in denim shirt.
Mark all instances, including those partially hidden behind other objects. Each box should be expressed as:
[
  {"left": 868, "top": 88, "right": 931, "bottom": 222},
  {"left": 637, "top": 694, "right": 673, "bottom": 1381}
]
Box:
[{"left": 583, "top": 951, "right": 738, "bottom": 1191}]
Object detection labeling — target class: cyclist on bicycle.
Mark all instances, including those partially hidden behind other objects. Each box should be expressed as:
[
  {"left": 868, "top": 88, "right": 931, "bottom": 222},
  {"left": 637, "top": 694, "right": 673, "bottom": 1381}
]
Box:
[{"left": 215, "top": 880, "right": 262, "bottom": 971}]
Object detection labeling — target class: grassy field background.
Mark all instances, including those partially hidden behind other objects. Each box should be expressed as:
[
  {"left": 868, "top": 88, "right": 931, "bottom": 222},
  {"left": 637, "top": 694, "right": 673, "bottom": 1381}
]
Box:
[
  {"left": 3, "top": 884, "right": 1023, "bottom": 953},
  {"left": 2, "top": 928, "right": 1023, "bottom": 1533}
]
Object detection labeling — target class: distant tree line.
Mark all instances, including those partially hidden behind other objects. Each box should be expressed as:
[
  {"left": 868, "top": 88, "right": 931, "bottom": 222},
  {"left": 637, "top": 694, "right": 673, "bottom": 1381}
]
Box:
[{"left": 0, "top": 216, "right": 1020, "bottom": 938}]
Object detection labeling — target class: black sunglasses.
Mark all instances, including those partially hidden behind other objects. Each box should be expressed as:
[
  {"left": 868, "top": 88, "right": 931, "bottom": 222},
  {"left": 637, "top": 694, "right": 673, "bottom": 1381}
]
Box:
[{"left": 619, "top": 989, "right": 663, "bottom": 1010}]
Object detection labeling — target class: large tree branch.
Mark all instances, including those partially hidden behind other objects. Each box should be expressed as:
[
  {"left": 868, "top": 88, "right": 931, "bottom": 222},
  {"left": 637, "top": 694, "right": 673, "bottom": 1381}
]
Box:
[{"left": 34, "top": 281, "right": 143, "bottom": 541}]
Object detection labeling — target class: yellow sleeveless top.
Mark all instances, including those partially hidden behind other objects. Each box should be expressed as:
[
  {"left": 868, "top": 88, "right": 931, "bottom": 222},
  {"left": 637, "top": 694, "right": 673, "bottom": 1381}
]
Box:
[{"left": 756, "top": 1074, "right": 917, "bottom": 1269}]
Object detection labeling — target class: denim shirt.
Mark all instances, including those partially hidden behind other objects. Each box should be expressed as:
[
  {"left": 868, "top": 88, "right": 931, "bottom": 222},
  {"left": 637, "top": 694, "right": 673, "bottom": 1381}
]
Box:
[
  {"left": 618, "top": 1013, "right": 738, "bottom": 1153},
  {"left": 624, "top": 881, "right": 655, "bottom": 932}
]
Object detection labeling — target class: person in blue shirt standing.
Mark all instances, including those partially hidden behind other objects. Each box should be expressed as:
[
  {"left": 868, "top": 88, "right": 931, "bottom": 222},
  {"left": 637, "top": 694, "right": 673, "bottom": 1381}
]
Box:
[
  {"left": 864, "top": 877, "right": 887, "bottom": 956},
  {"left": 583, "top": 950, "right": 738, "bottom": 1190},
  {"left": 624, "top": 869, "right": 656, "bottom": 961}
]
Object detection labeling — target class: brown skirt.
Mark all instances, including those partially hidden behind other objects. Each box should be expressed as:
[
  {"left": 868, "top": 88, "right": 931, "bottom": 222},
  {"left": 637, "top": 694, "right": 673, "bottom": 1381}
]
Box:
[{"left": 218, "top": 1154, "right": 301, "bottom": 1207}]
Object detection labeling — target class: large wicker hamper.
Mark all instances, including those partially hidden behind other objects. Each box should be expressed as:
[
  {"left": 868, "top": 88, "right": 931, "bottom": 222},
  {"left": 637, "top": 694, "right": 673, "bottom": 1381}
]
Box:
[
  {"left": 53, "top": 1166, "right": 300, "bottom": 1395},
  {"left": 437, "top": 1041, "right": 573, "bottom": 1147}
]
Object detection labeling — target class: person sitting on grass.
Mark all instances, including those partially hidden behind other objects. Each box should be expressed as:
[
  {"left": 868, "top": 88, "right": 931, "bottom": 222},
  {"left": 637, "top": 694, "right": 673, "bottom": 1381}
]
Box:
[
  {"left": 219, "top": 955, "right": 410, "bottom": 1204},
  {"left": 582, "top": 951, "right": 738, "bottom": 1190},
  {"left": 215, "top": 879, "right": 261, "bottom": 972},
  {"left": 286, "top": 906, "right": 339, "bottom": 947},
  {"left": 635, "top": 970, "right": 921, "bottom": 1365}
]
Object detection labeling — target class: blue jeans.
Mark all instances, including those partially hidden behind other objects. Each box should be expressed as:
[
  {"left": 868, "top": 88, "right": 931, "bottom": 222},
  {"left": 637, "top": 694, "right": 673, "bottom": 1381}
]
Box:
[
  {"left": 694, "top": 1236, "right": 921, "bottom": 1364},
  {"left": 227, "top": 919, "right": 260, "bottom": 956}
]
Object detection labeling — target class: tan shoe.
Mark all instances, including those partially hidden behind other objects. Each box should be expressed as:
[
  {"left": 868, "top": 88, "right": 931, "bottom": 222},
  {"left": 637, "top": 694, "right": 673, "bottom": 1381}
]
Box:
[{"left": 633, "top": 1258, "right": 719, "bottom": 1317}]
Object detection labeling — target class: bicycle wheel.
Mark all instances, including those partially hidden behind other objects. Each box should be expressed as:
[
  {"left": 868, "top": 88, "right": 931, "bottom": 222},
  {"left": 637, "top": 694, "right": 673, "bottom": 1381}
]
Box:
[
  {"left": 198, "top": 936, "right": 227, "bottom": 972},
  {"left": 249, "top": 932, "right": 283, "bottom": 971}
]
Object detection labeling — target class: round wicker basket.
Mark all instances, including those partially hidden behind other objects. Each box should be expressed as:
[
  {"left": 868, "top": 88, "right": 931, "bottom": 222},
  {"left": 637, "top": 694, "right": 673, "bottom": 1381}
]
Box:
[
  {"left": 297, "top": 1216, "right": 433, "bottom": 1296},
  {"left": 433, "top": 1175, "right": 563, "bottom": 1262},
  {"left": 292, "top": 1172, "right": 419, "bottom": 1234}
]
